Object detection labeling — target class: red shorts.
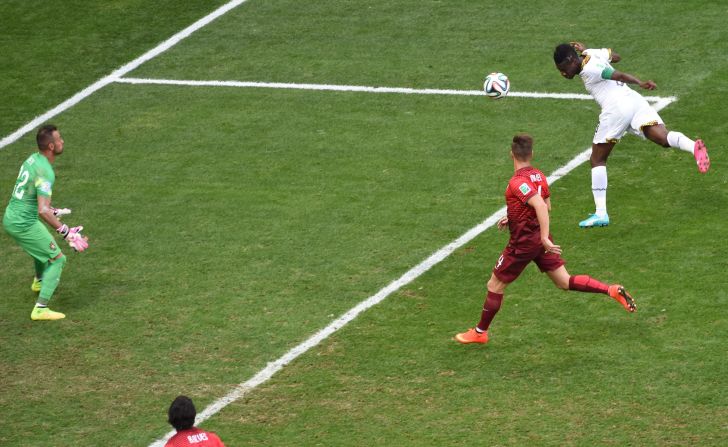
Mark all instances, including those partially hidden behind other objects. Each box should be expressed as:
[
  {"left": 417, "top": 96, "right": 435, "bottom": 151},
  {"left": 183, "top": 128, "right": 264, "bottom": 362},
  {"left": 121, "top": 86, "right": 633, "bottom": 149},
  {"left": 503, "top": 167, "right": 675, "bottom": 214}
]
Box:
[{"left": 492, "top": 243, "right": 565, "bottom": 283}]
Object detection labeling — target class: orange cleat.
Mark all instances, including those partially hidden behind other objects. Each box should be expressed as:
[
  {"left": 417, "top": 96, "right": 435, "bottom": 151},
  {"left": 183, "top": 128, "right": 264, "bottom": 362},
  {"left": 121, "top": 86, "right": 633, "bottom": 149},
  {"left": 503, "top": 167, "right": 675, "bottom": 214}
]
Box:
[
  {"left": 455, "top": 328, "right": 489, "bottom": 344},
  {"left": 608, "top": 285, "right": 636, "bottom": 313},
  {"left": 693, "top": 139, "right": 710, "bottom": 173}
]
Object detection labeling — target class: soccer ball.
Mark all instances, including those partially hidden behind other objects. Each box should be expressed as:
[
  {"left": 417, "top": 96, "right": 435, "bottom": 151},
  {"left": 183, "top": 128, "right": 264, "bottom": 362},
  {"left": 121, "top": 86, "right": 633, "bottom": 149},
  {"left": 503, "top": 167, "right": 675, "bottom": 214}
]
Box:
[{"left": 483, "top": 72, "right": 510, "bottom": 99}]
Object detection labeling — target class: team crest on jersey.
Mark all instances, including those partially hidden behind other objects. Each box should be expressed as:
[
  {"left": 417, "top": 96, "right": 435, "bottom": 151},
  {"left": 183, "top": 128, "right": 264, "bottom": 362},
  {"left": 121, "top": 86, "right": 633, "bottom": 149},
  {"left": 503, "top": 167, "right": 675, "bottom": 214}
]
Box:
[
  {"left": 49, "top": 242, "right": 56, "bottom": 251},
  {"left": 519, "top": 183, "right": 531, "bottom": 195}
]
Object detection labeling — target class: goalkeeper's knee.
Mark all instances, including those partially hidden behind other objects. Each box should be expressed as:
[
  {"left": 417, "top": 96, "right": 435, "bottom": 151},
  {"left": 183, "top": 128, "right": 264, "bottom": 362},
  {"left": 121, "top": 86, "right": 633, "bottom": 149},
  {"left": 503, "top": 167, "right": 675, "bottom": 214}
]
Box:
[{"left": 51, "top": 253, "right": 67, "bottom": 267}]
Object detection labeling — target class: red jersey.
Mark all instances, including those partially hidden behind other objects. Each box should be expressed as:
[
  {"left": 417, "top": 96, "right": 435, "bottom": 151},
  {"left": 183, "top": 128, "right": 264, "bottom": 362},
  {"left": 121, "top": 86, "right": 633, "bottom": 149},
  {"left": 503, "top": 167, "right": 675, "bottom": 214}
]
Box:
[
  {"left": 165, "top": 428, "right": 225, "bottom": 447},
  {"left": 505, "top": 166, "right": 550, "bottom": 251}
]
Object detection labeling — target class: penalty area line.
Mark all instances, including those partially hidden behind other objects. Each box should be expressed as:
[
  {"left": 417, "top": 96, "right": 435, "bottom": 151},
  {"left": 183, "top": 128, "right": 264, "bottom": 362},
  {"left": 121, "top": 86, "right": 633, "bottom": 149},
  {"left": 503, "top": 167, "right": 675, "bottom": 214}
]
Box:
[
  {"left": 0, "top": 0, "right": 252, "bottom": 151},
  {"left": 116, "top": 77, "right": 676, "bottom": 103},
  {"left": 147, "top": 92, "right": 675, "bottom": 446}
]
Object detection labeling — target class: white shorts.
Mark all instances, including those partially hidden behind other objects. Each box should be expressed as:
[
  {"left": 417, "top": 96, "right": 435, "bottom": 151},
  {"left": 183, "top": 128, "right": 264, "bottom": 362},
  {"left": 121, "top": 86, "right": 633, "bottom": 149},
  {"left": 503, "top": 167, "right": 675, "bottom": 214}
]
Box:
[{"left": 593, "top": 93, "right": 664, "bottom": 144}]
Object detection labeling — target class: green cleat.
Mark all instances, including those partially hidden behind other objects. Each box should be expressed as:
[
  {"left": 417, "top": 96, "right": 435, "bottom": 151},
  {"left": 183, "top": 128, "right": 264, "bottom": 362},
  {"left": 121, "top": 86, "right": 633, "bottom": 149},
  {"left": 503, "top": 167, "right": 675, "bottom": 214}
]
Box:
[
  {"left": 30, "top": 306, "right": 65, "bottom": 321},
  {"left": 31, "top": 277, "right": 42, "bottom": 293}
]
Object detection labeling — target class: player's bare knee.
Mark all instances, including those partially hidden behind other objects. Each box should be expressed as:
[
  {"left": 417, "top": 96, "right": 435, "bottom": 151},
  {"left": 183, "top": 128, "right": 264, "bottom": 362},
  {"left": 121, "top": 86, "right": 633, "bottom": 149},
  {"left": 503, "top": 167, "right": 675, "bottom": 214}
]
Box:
[
  {"left": 648, "top": 135, "right": 669, "bottom": 147},
  {"left": 645, "top": 125, "right": 669, "bottom": 147},
  {"left": 549, "top": 274, "right": 570, "bottom": 290},
  {"left": 487, "top": 276, "right": 507, "bottom": 294},
  {"left": 589, "top": 153, "right": 609, "bottom": 166}
]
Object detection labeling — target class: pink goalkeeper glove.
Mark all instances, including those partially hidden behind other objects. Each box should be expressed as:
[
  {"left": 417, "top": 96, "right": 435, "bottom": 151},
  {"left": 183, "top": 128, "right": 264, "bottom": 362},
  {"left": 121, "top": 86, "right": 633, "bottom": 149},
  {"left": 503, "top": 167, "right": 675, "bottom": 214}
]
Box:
[{"left": 56, "top": 224, "right": 89, "bottom": 252}]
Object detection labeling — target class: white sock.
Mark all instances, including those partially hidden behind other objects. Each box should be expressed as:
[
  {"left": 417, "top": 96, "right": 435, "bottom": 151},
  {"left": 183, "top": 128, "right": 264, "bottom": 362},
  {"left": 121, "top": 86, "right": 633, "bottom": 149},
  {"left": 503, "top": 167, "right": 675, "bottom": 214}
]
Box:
[
  {"left": 592, "top": 166, "right": 608, "bottom": 217},
  {"left": 667, "top": 131, "right": 695, "bottom": 153}
]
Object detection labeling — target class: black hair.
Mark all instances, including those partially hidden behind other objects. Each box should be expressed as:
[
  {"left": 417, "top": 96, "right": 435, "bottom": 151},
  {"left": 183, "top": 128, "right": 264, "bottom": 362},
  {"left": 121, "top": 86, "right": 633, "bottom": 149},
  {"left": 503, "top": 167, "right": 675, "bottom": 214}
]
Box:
[
  {"left": 168, "top": 395, "right": 196, "bottom": 431},
  {"left": 511, "top": 134, "right": 533, "bottom": 161},
  {"left": 36, "top": 124, "right": 58, "bottom": 150},
  {"left": 553, "top": 43, "right": 578, "bottom": 65}
]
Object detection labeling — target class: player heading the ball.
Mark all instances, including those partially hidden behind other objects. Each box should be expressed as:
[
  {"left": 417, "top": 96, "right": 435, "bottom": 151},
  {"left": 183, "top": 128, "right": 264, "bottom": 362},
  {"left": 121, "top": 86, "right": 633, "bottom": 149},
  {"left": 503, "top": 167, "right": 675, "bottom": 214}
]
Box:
[{"left": 554, "top": 41, "right": 710, "bottom": 228}]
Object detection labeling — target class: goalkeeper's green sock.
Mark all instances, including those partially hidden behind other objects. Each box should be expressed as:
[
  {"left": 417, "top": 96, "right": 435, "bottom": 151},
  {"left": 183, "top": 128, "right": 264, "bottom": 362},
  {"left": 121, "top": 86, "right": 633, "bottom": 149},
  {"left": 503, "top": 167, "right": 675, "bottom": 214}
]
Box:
[{"left": 38, "top": 254, "right": 66, "bottom": 306}]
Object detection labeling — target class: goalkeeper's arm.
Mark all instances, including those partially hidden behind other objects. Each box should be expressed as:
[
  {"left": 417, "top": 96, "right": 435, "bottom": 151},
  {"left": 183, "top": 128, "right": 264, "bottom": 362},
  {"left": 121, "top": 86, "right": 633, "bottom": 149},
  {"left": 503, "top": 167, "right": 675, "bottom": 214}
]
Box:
[
  {"left": 38, "top": 195, "right": 65, "bottom": 230},
  {"left": 52, "top": 206, "right": 72, "bottom": 217},
  {"left": 38, "top": 195, "right": 89, "bottom": 252}
]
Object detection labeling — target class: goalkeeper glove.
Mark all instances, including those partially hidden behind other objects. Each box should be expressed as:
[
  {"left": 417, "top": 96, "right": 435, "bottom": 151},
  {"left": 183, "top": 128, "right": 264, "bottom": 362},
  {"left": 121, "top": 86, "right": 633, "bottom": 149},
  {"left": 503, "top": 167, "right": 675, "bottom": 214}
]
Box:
[
  {"left": 56, "top": 224, "right": 89, "bottom": 252},
  {"left": 52, "top": 207, "right": 72, "bottom": 218}
]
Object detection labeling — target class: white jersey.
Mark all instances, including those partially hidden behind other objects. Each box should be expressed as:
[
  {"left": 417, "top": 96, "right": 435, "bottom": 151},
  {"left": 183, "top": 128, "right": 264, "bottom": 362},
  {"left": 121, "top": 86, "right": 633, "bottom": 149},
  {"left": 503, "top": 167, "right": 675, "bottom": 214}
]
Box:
[{"left": 579, "top": 48, "right": 642, "bottom": 110}]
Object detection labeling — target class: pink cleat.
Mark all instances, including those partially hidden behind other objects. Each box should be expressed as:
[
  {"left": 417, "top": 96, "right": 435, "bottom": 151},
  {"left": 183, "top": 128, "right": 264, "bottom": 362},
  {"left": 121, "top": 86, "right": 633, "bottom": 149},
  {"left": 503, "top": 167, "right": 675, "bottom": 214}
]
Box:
[{"left": 693, "top": 139, "right": 710, "bottom": 173}]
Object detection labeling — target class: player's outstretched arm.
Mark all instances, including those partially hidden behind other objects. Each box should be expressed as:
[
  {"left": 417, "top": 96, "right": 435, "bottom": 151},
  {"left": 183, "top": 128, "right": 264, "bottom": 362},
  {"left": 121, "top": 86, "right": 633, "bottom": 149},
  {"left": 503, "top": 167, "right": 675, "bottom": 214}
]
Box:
[
  {"left": 38, "top": 196, "right": 89, "bottom": 252},
  {"left": 610, "top": 70, "right": 656, "bottom": 90}
]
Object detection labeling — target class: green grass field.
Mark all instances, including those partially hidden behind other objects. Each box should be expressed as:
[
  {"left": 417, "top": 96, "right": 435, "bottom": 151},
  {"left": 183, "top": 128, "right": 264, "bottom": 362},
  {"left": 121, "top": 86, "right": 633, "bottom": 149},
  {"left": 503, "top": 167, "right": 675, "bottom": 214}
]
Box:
[{"left": 1, "top": 1, "right": 726, "bottom": 446}]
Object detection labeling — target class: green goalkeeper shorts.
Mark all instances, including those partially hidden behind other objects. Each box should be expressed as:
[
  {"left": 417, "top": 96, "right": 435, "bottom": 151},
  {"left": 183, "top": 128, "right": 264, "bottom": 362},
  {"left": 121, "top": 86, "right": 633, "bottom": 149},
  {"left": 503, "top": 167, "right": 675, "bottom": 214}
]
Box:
[{"left": 3, "top": 219, "right": 62, "bottom": 263}]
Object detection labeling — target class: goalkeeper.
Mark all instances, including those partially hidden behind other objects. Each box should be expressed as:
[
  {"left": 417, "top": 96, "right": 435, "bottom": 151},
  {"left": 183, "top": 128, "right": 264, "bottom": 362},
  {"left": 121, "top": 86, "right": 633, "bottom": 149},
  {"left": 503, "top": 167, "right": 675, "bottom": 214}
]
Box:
[{"left": 3, "top": 124, "right": 88, "bottom": 321}]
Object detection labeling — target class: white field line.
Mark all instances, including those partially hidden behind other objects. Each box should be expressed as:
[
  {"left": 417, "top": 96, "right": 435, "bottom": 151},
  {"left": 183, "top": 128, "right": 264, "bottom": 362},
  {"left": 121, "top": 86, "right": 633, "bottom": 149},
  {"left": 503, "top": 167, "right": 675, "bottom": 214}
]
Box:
[
  {"left": 116, "top": 77, "right": 676, "bottom": 103},
  {"left": 149, "top": 97, "right": 675, "bottom": 446},
  {"left": 0, "top": 0, "right": 251, "bottom": 151}
]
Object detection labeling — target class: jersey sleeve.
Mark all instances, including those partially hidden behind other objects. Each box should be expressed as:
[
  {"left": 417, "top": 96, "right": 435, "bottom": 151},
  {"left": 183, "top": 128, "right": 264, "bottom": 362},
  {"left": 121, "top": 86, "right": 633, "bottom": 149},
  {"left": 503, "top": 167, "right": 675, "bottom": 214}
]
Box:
[
  {"left": 581, "top": 49, "right": 614, "bottom": 81},
  {"left": 540, "top": 179, "right": 551, "bottom": 199},
  {"left": 34, "top": 168, "right": 53, "bottom": 197},
  {"left": 210, "top": 432, "right": 225, "bottom": 446},
  {"left": 593, "top": 48, "right": 612, "bottom": 61},
  {"left": 508, "top": 176, "right": 537, "bottom": 204}
]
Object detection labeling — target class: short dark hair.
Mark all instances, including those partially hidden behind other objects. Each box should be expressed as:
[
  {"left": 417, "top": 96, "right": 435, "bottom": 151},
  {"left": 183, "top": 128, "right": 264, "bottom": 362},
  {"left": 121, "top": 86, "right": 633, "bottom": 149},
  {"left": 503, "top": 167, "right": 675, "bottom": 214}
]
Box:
[
  {"left": 36, "top": 124, "right": 58, "bottom": 150},
  {"left": 511, "top": 134, "right": 533, "bottom": 161},
  {"left": 553, "top": 43, "right": 578, "bottom": 65},
  {"left": 168, "top": 395, "right": 196, "bottom": 431}
]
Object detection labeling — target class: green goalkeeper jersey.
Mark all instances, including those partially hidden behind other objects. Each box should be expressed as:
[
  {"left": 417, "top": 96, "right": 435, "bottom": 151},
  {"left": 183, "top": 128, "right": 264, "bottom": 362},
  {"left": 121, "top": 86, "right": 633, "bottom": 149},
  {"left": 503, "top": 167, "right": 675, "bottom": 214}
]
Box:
[{"left": 4, "top": 152, "right": 55, "bottom": 230}]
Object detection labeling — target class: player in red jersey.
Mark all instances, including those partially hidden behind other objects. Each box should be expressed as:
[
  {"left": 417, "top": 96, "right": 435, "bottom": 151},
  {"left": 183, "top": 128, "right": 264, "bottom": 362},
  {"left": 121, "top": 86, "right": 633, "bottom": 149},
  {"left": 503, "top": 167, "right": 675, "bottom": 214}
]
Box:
[
  {"left": 455, "top": 134, "right": 636, "bottom": 344},
  {"left": 165, "top": 396, "right": 225, "bottom": 447}
]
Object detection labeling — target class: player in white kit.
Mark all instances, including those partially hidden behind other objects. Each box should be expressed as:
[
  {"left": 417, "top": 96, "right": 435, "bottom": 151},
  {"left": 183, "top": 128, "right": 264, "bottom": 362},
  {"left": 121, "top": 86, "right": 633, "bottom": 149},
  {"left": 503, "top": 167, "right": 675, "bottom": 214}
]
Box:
[{"left": 554, "top": 42, "right": 710, "bottom": 228}]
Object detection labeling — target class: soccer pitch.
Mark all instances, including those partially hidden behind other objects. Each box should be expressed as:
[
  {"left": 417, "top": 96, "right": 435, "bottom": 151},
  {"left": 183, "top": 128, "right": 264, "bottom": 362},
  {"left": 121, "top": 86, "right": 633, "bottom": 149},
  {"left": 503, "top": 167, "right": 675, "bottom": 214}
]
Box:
[{"left": 1, "top": 1, "right": 726, "bottom": 446}]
